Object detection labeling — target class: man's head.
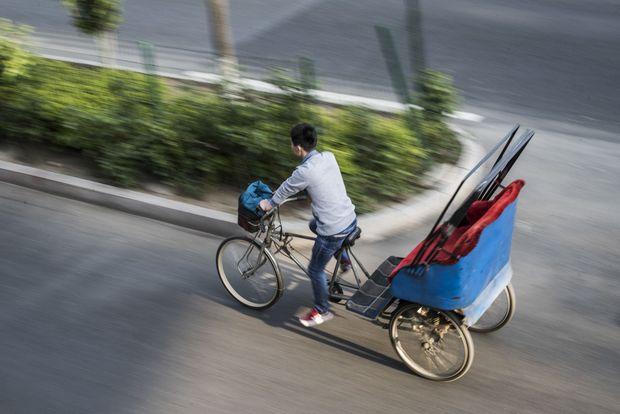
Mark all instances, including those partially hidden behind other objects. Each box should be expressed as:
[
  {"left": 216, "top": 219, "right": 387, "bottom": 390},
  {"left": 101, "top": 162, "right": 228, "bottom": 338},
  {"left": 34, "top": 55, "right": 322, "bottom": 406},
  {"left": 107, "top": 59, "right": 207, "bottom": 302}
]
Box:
[{"left": 290, "top": 123, "right": 317, "bottom": 158}]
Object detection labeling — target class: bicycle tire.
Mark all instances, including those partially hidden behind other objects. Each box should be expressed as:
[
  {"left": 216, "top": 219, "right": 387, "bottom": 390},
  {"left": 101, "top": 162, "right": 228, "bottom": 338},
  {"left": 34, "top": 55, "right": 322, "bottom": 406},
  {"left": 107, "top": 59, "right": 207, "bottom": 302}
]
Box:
[
  {"left": 389, "top": 303, "right": 474, "bottom": 381},
  {"left": 216, "top": 236, "right": 283, "bottom": 310},
  {"left": 469, "top": 283, "right": 516, "bottom": 333}
]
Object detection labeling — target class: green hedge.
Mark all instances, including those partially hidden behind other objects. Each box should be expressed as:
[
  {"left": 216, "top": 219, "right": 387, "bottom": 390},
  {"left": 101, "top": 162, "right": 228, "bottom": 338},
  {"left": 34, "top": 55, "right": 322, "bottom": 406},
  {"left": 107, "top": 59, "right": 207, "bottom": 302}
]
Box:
[{"left": 0, "top": 34, "right": 460, "bottom": 213}]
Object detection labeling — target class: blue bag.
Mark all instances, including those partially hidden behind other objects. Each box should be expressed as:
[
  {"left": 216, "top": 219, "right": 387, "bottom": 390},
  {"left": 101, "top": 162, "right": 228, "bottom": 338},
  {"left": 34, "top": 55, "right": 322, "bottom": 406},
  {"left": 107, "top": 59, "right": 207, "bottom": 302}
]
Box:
[{"left": 240, "top": 180, "right": 273, "bottom": 216}]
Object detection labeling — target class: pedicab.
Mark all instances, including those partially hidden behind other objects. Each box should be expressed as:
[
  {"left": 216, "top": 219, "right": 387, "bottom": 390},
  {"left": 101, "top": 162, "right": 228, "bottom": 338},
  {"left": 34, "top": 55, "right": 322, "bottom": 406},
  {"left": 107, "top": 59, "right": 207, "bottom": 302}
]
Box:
[{"left": 216, "top": 125, "right": 535, "bottom": 381}]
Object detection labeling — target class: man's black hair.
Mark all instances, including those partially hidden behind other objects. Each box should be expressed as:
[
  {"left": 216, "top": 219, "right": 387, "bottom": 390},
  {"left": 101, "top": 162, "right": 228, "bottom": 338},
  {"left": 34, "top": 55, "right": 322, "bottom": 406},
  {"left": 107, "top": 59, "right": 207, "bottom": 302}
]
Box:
[{"left": 290, "top": 123, "right": 317, "bottom": 151}]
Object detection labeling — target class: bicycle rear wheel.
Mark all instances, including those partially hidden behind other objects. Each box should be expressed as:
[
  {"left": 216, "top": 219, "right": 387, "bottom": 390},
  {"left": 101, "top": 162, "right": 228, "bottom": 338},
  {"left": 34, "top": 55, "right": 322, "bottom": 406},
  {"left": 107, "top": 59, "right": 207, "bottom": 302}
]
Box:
[
  {"left": 389, "top": 303, "right": 474, "bottom": 381},
  {"left": 469, "top": 283, "right": 516, "bottom": 333},
  {"left": 216, "top": 237, "right": 283, "bottom": 310}
]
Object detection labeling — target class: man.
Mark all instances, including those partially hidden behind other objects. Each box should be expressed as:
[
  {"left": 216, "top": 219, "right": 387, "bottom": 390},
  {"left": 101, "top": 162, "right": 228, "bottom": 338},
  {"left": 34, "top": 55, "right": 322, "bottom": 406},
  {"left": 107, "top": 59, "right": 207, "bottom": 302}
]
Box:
[{"left": 259, "top": 123, "right": 357, "bottom": 327}]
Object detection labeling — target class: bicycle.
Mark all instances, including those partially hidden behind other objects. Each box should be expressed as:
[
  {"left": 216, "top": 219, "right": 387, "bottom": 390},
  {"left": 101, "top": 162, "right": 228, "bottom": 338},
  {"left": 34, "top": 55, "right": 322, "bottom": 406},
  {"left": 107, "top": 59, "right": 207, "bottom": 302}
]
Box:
[{"left": 216, "top": 195, "right": 366, "bottom": 310}]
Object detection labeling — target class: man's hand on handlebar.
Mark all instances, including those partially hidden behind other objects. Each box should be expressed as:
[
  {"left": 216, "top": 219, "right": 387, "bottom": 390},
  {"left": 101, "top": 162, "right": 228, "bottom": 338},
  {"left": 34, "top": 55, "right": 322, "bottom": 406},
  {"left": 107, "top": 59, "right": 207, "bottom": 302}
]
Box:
[{"left": 259, "top": 199, "right": 273, "bottom": 212}]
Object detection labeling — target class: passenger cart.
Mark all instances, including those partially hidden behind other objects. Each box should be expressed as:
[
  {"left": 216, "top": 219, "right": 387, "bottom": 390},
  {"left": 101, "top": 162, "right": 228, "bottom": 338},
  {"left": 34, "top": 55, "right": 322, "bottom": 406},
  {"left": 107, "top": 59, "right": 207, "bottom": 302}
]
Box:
[{"left": 216, "top": 125, "right": 535, "bottom": 381}]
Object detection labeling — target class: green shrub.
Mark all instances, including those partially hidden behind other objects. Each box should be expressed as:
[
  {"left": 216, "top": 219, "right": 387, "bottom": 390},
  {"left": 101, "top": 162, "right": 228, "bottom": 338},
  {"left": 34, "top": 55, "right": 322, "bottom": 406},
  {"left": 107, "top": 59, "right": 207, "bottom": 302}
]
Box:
[
  {"left": 163, "top": 91, "right": 229, "bottom": 194},
  {"left": 0, "top": 19, "right": 32, "bottom": 83},
  {"left": 419, "top": 118, "right": 460, "bottom": 164},
  {"left": 0, "top": 49, "right": 459, "bottom": 211},
  {"left": 321, "top": 107, "right": 426, "bottom": 212},
  {"left": 410, "top": 70, "right": 461, "bottom": 164},
  {"left": 0, "top": 20, "right": 34, "bottom": 140},
  {"left": 86, "top": 72, "right": 176, "bottom": 186},
  {"left": 62, "top": 0, "right": 122, "bottom": 35},
  {"left": 418, "top": 69, "right": 457, "bottom": 122}
]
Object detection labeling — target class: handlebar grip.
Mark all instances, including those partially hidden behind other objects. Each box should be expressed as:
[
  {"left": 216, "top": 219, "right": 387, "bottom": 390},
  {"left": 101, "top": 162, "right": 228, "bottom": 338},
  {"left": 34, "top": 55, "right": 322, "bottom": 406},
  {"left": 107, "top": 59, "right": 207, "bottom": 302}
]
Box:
[
  {"left": 259, "top": 206, "right": 276, "bottom": 221},
  {"left": 257, "top": 206, "right": 276, "bottom": 232}
]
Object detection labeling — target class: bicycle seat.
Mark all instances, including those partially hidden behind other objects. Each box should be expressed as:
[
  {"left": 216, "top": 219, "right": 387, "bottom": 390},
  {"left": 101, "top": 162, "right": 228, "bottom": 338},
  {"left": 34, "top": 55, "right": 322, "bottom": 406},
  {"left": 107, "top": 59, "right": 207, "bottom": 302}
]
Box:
[{"left": 343, "top": 227, "right": 362, "bottom": 247}]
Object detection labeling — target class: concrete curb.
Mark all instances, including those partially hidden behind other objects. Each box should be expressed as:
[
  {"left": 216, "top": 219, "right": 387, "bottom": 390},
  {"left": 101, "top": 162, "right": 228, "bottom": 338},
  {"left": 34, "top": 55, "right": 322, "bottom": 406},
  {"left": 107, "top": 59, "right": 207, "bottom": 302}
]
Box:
[
  {"left": 0, "top": 131, "right": 485, "bottom": 240},
  {"left": 0, "top": 160, "right": 245, "bottom": 238}
]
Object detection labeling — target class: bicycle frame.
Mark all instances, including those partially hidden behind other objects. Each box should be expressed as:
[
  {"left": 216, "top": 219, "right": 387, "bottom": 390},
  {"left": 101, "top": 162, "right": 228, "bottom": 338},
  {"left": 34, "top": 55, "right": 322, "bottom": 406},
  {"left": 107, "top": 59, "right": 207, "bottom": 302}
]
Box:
[{"left": 250, "top": 198, "right": 370, "bottom": 301}]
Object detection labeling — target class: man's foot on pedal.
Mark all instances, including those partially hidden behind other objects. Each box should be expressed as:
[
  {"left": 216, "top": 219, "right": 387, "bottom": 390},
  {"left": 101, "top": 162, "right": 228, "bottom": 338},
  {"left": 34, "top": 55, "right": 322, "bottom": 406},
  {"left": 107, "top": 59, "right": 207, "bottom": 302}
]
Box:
[
  {"left": 299, "top": 308, "right": 334, "bottom": 327},
  {"left": 339, "top": 258, "right": 352, "bottom": 273}
]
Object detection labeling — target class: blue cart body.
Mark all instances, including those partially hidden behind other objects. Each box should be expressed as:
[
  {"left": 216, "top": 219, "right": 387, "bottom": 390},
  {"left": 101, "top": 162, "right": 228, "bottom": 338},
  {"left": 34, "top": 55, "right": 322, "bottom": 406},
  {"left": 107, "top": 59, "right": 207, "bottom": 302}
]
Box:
[
  {"left": 390, "top": 200, "right": 517, "bottom": 313},
  {"left": 346, "top": 126, "right": 534, "bottom": 324}
]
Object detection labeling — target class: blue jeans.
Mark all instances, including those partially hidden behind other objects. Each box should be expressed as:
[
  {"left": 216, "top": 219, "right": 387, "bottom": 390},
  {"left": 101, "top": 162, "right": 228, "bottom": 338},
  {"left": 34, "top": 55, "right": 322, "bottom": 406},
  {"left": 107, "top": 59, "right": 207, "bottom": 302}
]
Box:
[{"left": 308, "top": 219, "right": 357, "bottom": 314}]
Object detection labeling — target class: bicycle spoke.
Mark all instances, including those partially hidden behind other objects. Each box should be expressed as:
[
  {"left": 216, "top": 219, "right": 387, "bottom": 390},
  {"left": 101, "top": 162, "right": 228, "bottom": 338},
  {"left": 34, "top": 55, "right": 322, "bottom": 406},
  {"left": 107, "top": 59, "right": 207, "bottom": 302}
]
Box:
[
  {"left": 217, "top": 238, "right": 281, "bottom": 309},
  {"left": 390, "top": 305, "right": 473, "bottom": 381}
]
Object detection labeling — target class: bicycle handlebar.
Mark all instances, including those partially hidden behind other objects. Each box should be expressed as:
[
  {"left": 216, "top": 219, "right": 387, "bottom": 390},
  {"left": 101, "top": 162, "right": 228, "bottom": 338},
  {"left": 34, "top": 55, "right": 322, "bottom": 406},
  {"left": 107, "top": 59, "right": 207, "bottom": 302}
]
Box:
[{"left": 258, "top": 194, "right": 307, "bottom": 226}]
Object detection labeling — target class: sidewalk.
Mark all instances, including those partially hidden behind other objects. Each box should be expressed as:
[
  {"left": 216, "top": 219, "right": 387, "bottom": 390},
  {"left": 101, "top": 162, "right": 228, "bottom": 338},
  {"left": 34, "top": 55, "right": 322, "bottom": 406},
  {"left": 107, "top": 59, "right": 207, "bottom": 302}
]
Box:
[{"left": 29, "top": 32, "right": 484, "bottom": 122}]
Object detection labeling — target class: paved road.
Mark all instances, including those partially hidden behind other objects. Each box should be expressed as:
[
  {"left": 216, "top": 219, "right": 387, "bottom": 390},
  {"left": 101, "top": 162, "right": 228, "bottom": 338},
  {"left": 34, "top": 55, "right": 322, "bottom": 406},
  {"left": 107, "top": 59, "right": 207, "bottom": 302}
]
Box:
[
  {"left": 1, "top": 1, "right": 619, "bottom": 412},
  {"left": 1, "top": 116, "right": 618, "bottom": 413},
  {"left": 2, "top": 0, "right": 620, "bottom": 132}
]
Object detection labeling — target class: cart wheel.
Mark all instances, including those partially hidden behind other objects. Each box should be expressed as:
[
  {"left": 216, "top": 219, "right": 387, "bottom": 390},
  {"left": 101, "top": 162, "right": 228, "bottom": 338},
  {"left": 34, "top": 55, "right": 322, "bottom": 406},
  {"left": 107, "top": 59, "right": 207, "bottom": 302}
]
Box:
[
  {"left": 469, "top": 283, "right": 516, "bottom": 333},
  {"left": 389, "top": 303, "right": 474, "bottom": 382},
  {"left": 329, "top": 281, "right": 344, "bottom": 303}
]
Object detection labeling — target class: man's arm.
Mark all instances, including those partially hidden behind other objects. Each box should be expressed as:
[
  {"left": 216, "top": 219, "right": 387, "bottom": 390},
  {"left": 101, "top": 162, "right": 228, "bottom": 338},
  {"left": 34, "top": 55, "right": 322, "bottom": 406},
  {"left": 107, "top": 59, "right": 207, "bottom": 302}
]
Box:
[{"left": 269, "top": 167, "right": 308, "bottom": 207}]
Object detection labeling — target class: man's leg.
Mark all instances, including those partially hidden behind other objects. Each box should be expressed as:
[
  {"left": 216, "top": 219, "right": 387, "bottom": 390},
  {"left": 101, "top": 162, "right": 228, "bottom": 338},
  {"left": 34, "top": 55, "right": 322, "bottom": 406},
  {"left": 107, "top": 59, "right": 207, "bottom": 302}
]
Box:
[
  {"left": 307, "top": 236, "right": 334, "bottom": 314},
  {"left": 309, "top": 219, "right": 350, "bottom": 277},
  {"left": 336, "top": 220, "right": 358, "bottom": 271},
  {"left": 299, "top": 235, "right": 343, "bottom": 326},
  {"left": 311, "top": 219, "right": 352, "bottom": 267},
  {"left": 339, "top": 249, "right": 351, "bottom": 268}
]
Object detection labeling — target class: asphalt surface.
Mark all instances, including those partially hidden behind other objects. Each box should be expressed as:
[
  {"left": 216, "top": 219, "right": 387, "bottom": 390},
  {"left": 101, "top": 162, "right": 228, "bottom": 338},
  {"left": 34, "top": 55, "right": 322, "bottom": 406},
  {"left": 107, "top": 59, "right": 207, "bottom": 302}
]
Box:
[
  {"left": 1, "top": 116, "right": 619, "bottom": 413},
  {"left": 2, "top": 0, "right": 620, "bottom": 132},
  {"left": 1, "top": 1, "right": 619, "bottom": 412}
]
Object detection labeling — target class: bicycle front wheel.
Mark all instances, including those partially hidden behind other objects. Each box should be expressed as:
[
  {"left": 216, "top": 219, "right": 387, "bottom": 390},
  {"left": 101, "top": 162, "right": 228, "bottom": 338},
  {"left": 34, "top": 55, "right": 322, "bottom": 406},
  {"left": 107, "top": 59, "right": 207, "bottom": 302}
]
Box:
[{"left": 216, "top": 237, "right": 283, "bottom": 310}]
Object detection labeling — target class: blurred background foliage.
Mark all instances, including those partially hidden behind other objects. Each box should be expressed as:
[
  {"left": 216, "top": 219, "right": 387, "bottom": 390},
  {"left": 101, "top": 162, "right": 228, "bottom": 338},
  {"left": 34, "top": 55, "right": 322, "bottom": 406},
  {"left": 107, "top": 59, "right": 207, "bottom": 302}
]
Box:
[
  {"left": 0, "top": 23, "right": 459, "bottom": 212},
  {"left": 62, "top": 0, "right": 122, "bottom": 35}
]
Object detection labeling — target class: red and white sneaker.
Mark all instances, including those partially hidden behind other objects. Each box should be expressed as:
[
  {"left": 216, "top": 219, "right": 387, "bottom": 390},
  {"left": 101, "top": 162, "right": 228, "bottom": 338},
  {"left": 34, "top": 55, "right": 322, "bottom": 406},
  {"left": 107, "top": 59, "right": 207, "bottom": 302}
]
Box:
[{"left": 299, "top": 308, "right": 334, "bottom": 327}]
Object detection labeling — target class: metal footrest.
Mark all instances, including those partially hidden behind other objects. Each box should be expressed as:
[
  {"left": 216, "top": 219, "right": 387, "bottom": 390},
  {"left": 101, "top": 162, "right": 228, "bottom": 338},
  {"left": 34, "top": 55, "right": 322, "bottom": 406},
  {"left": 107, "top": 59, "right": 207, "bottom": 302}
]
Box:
[{"left": 346, "top": 256, "right": 402, "bottom": 319}]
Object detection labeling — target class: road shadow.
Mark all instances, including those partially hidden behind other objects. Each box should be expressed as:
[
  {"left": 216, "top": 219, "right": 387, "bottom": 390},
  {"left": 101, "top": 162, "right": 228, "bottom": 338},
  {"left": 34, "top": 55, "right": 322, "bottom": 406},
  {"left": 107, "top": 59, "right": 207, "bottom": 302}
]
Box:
[{"left": 196, "top": 269, "right": 410, "bottom": 375}]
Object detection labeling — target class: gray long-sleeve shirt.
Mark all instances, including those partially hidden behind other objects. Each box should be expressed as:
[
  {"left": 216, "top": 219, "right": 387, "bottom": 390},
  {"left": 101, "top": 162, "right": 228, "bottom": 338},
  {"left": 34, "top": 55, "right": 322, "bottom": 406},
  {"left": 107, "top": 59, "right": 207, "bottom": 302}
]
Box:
[{"left": 270, "top": 150, "right": 356, "bottom": 236}]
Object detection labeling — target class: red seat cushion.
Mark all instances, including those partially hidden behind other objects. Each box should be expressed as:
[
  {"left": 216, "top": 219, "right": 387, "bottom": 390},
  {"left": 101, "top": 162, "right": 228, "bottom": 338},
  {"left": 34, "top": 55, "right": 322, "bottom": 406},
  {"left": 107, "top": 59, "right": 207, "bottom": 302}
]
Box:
[
  {"left": 390, "top": 180, "right": 525, "bottom": 277},
  {"left": 466, "top": 200, "right": 493, "bottom": 224}
]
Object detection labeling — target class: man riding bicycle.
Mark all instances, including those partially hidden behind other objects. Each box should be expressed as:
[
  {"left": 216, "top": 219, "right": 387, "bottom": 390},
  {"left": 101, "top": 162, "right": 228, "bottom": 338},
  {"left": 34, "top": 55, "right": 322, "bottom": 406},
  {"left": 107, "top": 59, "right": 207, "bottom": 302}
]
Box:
[{"left": 259, "top": 123, "right": 357, "bottom": 327}]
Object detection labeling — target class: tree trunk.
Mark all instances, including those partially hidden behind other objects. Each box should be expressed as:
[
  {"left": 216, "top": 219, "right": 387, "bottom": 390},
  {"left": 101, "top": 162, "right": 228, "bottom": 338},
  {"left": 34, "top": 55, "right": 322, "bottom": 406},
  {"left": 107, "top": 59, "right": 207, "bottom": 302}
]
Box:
[
  {"left": 206, "top": 0, "right": 238, "bottom": 80},
  {"left": 98, "top": 30, "right": 118, "bottom": 67},
  {"left": 405, "top": 0, "right": 426, "bottom": 93}
]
